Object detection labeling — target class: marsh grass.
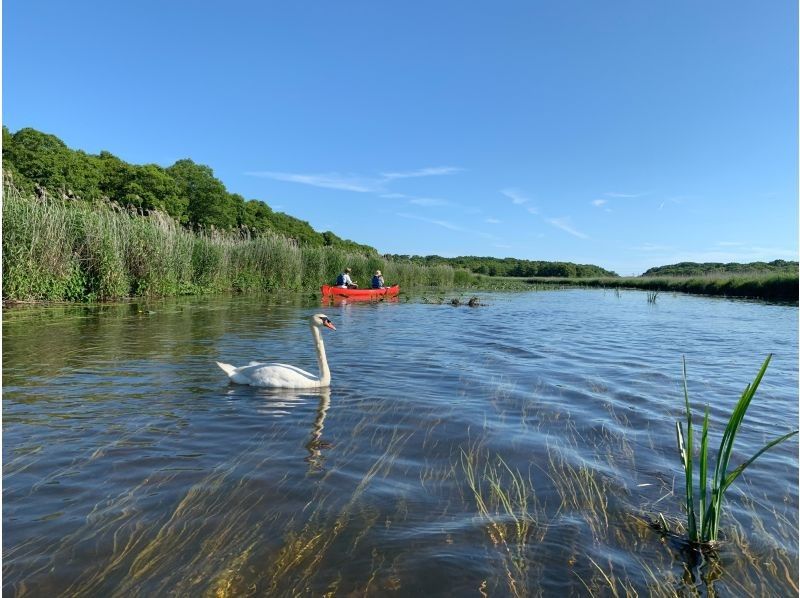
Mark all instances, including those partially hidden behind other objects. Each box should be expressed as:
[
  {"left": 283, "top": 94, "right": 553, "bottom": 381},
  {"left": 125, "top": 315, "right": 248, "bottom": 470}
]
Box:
[
  {"left": 2, "top": 185, "right": 475, "bottom": 301},
  {"left": 524, "top": 273, "right": 799, "bottom": 302}
]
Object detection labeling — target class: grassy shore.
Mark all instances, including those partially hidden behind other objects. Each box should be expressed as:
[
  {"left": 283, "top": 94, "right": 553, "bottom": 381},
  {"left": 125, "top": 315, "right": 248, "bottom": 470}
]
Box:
[
  {"left": 520, "top": 273, "right": 799, "bottom": 302},
  {"left": 4, "top": 185, "right": 796, "bottom": 303},
  {"left": 2, "top": 185, "right": 479, "bottom": 302}
]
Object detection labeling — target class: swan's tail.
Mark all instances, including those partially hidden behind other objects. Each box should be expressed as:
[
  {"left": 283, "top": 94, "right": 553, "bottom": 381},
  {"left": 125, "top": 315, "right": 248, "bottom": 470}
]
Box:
[{"left": 216, "top": 361, "right": 237, "bottom": 378}]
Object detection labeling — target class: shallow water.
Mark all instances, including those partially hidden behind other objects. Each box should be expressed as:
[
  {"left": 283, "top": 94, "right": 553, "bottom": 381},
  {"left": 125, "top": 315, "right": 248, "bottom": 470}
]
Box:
[{"left": 3, "top": 290, "right": 798, "bottom": 596}]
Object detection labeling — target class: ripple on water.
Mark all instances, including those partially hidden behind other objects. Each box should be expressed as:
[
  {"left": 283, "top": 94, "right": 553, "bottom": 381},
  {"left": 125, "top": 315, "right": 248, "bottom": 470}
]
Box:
[{"left": 2, "top": 291, "right": 797, "bottom": 596}]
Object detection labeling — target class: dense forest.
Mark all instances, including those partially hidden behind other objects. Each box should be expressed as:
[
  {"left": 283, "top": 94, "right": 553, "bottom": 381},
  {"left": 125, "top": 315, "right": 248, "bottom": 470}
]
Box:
[
  {"left": 386, "top": 254, "right": 618, "bottom": 278},
  {"left": 642, "top": 260, "right": 798, "bottom": 277}
]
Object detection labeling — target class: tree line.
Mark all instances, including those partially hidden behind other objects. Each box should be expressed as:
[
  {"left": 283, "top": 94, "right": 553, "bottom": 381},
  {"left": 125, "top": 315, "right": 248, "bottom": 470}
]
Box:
[
  {"left": 385, "top": 254, "right": 618, "bottom": 278},
  {"left": 2, "top": 126, "right": 376, "bottom": 254},
  {"left": 642, "top": 260, "right": 798, "bottom": 277}
]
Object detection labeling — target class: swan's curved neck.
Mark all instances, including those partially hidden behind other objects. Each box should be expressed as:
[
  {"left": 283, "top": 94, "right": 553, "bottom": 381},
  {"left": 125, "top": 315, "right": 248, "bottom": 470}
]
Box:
[{"left": 310, "top": 324, "right": 330, "bottom": 386}]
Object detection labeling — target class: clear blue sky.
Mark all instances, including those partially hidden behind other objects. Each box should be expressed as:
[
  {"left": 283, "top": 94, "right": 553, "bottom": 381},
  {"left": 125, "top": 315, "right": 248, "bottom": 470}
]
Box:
[{"left": 4, "top": 1, "right": 797, "bottom": 275}]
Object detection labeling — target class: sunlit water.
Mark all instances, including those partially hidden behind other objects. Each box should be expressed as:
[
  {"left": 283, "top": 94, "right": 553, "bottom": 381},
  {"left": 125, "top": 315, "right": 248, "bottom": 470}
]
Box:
[{"left": 3, "top": 290, "right": 798, "bottom": 596}]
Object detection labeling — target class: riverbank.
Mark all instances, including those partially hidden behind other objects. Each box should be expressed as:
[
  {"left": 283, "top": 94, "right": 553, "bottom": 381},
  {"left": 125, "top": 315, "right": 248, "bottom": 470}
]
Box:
[
  {"left": 521, "top": 274, "right": 799, "bottom": 302},
  {"left": 5, "top": 186, "right": 796, "bottom": 303},
  {"left": 3, "top": 186, "right": 480, "bottom": 302}
]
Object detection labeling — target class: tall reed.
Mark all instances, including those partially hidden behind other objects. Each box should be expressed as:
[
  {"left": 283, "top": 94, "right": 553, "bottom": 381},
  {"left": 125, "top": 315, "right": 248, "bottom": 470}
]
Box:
[
  {"left": 675, "top": 354, "right": 798, "bottom": 545},
  {"left": 2, "top": 185, "right": 477, "bottom": 301}
]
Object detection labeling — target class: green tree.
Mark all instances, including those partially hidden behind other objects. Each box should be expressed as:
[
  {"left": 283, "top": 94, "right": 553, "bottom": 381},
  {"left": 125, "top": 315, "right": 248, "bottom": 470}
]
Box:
[{"left": 166, "top": 159, "right": 235, "bottom": 228}]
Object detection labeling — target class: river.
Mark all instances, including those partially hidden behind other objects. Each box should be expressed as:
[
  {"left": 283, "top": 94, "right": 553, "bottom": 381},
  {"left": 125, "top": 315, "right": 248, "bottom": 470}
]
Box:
[{"left": 3, "top": 289, "right": 797, "bottom": 596}]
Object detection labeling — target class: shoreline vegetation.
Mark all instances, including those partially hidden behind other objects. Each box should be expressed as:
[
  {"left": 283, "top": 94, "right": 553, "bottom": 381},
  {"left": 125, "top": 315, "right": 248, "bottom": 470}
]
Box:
[
  {"left": 517, "top": 274, "right": 798, "bottom": 303},
  {"left": 2, "top": 126, "right": 797, "bottom": 304},
  {"left": 3, "top": 184, "right": 797, "bottom": 304}
]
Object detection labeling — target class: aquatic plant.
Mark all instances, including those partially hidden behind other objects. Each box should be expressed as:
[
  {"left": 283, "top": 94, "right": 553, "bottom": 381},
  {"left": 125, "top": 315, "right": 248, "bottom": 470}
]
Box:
[
  {"left": 647, "top": 290, "right": 659, "bottom": 304},
  {"left": 675, "top": 354, "right": 798, "bottom": 545}
]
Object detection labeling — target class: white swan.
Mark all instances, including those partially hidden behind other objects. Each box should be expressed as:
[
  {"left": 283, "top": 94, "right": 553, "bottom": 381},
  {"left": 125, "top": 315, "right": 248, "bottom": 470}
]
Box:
[{"left": 216, "top": 314, "right": 336, "bottom": 388}]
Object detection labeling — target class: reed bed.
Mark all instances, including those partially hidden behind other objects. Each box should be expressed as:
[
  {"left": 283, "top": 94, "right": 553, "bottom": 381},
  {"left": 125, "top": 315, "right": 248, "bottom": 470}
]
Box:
[
  {"left": 2, "top": 186, "right": 474, "bottom": 301},
  {"left": 525, "top": 273, "right": 799, "bottom": 302}
]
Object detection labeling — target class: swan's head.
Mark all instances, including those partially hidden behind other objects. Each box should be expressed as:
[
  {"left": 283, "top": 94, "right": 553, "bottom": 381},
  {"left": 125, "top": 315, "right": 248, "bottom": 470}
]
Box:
[{"left": 311, "top": 313, "right": 336, "bottom": 330}]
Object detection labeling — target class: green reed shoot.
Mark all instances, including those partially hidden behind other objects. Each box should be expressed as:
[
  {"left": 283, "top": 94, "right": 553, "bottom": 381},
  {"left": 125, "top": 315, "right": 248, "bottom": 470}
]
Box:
[{"left": 676, "top": 354, "right": 798, "bottom": 544}]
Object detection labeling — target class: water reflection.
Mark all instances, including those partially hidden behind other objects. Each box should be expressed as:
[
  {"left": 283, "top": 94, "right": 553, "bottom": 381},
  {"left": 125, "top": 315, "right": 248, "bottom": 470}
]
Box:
[{"left": 222, "top": 385, "right": 332, "bottom": 473}]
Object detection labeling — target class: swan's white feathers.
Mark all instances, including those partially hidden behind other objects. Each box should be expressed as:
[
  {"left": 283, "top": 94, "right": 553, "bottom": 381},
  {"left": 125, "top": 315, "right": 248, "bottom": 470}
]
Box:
[{"left": 216, "top": 314, "right": 334, "bottom": 389}]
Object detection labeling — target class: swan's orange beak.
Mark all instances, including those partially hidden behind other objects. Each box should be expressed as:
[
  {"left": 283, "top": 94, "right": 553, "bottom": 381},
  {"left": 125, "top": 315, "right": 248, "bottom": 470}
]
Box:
[{"left": 323, "top": 320, "right": 336, "bottom": 330}]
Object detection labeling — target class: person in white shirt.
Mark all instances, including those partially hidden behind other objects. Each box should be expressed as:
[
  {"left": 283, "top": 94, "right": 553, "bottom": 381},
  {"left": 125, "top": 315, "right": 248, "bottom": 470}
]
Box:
[{"left": 335, "top": 267, "right": 358, "bottom": 288}]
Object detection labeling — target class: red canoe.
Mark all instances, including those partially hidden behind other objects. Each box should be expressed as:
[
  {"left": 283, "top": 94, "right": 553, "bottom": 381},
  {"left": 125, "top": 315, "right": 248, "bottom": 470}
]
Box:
[{"left": 321, "top": 284, "right": 400, "bottom": 299}]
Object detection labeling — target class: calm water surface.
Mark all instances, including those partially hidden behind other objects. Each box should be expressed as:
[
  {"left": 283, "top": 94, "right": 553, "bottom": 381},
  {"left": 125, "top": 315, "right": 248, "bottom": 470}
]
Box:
[{"left": 4, "top": 290, "right": 798, "bottom": 596}]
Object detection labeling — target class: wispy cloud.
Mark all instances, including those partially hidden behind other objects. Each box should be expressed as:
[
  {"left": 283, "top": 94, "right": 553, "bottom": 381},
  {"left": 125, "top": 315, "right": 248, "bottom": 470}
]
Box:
[
  {"left": 501, "top": 188, "right": 531, "bottom": 205},
  {"left": 246, "top": 165, "right": 462, "bottom": 193},
  {"left": 526, "top": 206, "right": 539, "bottom": 215},
  {"left": 604, "top": 191, "right": 646, "bottom": 198},
  {"left": 485, "top": 218, "right": 501, "bottom": 224},
  {"left": 396, "top": 212, "right": 467, "bottom": 232},
  {"left": 245, "top": 171, "right": 380, "bottom": 193},
  {"left": 409, "top": 198, "right": 449, "bottom": 207},
  {"left": 633, "top": 243, "right": 675, "bottom": 252},
  {"left": 592, "top": 199, "right": 608, "bottom": 207},
  {"left": 381, "top": 166, "right": 462, "bottom": 180},
  {"left": 397, "top": 212, "right": 499, "bottom": 240},
  {"left": 546, "top": 217, "right": 588, "bottom": 239}
]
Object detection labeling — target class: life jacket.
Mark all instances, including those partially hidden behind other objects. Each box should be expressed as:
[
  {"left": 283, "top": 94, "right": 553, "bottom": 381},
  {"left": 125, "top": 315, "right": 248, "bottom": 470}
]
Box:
[{"left": 336, "top": 273, "right": 345, "bottom": 286}]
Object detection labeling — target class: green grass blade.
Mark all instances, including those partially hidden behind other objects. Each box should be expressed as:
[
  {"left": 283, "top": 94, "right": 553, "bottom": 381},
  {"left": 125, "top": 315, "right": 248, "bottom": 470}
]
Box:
[
  {"left": 678, "top": 357, "right": 697, "bottom": 542},
  {"left": 698, "top": 406, "right": 709, "bottom": 539},
  {"left": 709, "top": 354, "right": 773, "bottom": 540},
  {"left": 722, "top": 430, "right": 799, "bottom": 492}
]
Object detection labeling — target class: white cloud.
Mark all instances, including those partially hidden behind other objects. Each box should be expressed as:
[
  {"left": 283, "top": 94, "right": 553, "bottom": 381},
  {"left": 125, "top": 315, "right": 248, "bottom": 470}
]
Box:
[
  {"left": 246, "top": 165, "right": 463, "bottom": 193},
  {"left": 501, "top": 188, "right": 530, "bottom": 204},
  {"left": 592, "top": 199, "right": 608, "bottom": 207},
  {"left": 604, "top": 191, "right": 646, "bottom": 198},
  {"left": 546, "top": 217, "right": 588, "bottom": 239},
  {"left": 397, "top": 212, "right": 499, "bottom": 240},
  {"left": 526, "top": 206, "right": 539, "bottom": 215},
  {"left": 633, "top": 243, "right": 675, "bottom": 252},
  {"left": 245, "top": 171, "right": 379, "bottom": 192},
  {"left": 396, "top": 212, "right": 466, "bottom": 232},
  {"left": 381, "top": 166, "right": 462, "bottom": 180},
  {"left": 409, "top": 197, "right": 450, "bottom": 207},
  {"left": 485, "top": 218, "right": 501, "bottom": 224}
]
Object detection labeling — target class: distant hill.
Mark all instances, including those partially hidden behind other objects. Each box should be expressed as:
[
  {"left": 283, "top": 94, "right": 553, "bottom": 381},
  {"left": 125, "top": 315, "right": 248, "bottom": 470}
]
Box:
[
  {"left": 641, "top": 260, "right": 798, "bottom": 277},
  {"left": 385, "top": 254, "right": 618, "bottom": 278},
  {"left": 2, "top": 126, "right": 377, "bottom": 254}
]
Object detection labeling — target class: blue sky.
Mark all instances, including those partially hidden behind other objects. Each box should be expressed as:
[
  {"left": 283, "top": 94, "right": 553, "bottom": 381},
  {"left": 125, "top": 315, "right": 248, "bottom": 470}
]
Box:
[{"left": 4, "top": 1, "right": 797, "bottom": 275}]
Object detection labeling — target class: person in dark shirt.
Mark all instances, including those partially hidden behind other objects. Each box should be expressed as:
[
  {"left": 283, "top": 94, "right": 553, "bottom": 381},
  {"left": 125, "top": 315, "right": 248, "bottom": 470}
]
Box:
[{"left": 371, "top": 270, "right": 385, "bottom": 289}]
